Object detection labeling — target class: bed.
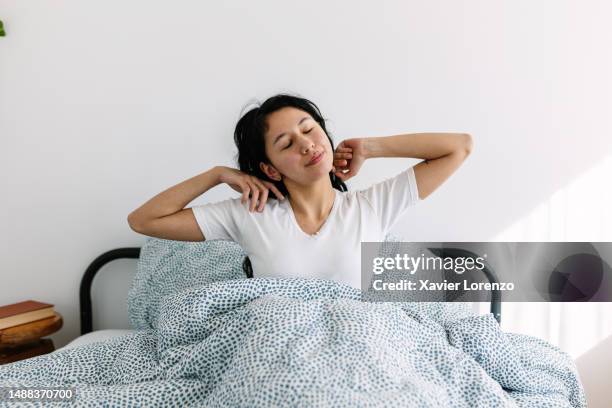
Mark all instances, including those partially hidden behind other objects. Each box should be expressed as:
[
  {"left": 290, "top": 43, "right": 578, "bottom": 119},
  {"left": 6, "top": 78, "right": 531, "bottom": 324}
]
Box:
[
  {"left": 70, "top": 244, "right": 503, "bottom": 347},
  {"left": 0, "top": 237, "right": 586, "bottom": 407}
]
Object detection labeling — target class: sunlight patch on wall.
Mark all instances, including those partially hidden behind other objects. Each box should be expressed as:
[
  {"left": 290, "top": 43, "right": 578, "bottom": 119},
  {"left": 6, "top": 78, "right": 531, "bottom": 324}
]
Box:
[{"left": 488, "top": 155, "right": 612, "bottom": 358}]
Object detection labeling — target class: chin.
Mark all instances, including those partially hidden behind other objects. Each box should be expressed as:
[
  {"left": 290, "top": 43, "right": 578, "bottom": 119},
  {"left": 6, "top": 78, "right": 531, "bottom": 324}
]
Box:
[{"left": 302, "top": 166, "right": 330, "bottom": 181}]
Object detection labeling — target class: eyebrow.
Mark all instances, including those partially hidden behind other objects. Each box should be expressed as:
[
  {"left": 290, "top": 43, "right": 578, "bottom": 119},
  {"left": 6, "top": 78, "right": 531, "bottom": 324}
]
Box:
[{"left": 273, "top": 117, "right": 311, "bottom": 146}]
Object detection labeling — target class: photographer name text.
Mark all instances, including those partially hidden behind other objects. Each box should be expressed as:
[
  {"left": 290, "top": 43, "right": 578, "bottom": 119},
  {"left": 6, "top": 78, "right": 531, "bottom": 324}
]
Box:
[{"left": 371, "top": 279, "right": 515, "bottom": 291}]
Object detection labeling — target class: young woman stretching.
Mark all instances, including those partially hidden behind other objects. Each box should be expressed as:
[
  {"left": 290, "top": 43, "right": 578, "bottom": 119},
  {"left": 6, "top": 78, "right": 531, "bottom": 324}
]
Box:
[{"left": 128, "top": 94, "right": 473, "bottom": 289}]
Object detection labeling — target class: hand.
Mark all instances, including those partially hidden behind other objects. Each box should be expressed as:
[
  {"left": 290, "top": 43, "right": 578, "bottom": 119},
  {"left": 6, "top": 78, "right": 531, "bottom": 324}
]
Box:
[
  {"left": 333, "top": 138, "right": 367, "bottom": 182},
  {"left": 217, "top": 167, "right": 284, "bottom": 212}
]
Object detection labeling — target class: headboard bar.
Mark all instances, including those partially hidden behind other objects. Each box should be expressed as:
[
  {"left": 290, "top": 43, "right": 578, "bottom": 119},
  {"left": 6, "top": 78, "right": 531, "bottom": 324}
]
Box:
[{"left": 79, "top": 248, "right": 140, "bottom": 335}]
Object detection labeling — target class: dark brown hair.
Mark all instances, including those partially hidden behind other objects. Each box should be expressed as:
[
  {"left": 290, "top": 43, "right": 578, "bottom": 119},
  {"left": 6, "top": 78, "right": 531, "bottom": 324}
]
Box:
[{"left": 233, "top": 93, "right": 348, "bottom": 277}]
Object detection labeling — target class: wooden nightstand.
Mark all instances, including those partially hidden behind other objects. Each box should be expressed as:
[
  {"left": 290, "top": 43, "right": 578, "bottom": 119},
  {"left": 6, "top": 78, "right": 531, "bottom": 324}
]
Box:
[{"left": 0, "top": 312, "right": 63, "bottom": 364}]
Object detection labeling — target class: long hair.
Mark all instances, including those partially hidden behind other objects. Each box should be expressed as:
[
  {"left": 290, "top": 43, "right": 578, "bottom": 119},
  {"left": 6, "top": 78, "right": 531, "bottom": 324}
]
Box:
[{"left": 233, "top": 93, "right": 348, "bottom": 278}]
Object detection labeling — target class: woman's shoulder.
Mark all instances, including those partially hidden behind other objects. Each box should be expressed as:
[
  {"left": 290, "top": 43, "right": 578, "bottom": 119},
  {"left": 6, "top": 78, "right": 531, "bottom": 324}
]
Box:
[
  {"left": 336, "top": 189, "right": 376, "bottom": 214},
  {"left": 239, "top": 196, "right": 290, "bottom": 218}
]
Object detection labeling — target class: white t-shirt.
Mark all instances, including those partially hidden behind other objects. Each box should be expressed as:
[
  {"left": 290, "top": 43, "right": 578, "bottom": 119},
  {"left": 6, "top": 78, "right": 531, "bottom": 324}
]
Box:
[{"left": 191, "top": 166, "right": 420, "bottom": 289}]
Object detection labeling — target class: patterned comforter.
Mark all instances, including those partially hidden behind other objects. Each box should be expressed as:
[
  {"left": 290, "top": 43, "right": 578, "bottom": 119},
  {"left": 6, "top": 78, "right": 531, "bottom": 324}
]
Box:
[{"left": 0, "top": 276, "right": 586, "bottom": 407}]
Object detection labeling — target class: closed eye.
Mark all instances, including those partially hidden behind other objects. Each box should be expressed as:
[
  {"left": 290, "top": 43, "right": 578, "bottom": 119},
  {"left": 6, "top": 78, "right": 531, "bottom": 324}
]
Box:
[{"left": 282, "top": 128, "right": 313, "bottom": 149}]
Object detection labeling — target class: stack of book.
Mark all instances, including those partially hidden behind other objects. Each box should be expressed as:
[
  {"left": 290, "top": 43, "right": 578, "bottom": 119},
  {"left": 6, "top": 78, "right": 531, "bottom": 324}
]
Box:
[{"left": 0, "top": 300, "right": 56, "bottom": 330}]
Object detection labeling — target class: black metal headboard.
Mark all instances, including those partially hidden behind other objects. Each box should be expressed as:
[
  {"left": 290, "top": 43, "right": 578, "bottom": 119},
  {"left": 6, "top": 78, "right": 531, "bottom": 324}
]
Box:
[
  {"left": 79, "top": 248, "right": 140, "bottom": 335},
  {"left": 79, "top": 246, "right": 502, "bottom": 335}
]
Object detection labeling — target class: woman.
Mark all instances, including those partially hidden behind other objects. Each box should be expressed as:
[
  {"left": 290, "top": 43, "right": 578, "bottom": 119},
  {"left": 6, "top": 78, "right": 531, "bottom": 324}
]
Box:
[{"left": 127, "top": 94, "right": 473, "bottom": 289}]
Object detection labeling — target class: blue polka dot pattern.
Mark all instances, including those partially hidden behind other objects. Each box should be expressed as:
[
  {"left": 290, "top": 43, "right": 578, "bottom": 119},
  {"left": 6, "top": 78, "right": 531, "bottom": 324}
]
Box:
[
  {"left": 0, "top": 237, "right": 586, "bottom": 407},
  {"left": 128, "top": 237, "right": 249, "bottom": 330}
]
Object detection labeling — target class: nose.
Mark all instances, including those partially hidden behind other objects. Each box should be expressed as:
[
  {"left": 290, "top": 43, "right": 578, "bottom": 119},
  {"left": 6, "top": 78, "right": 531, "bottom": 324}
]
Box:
[{"left": 299, "top": 135, "right": 315, "bottom": 154}]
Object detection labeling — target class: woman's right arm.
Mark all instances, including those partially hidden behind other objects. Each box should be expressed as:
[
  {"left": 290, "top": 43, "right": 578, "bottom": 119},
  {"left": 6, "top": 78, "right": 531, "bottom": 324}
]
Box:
[
  {"left": 127, "top": 166, "right": 224, "bottom": 241},
  {"left": 127, "top": 166, "right": 284, "bottom": 242}
]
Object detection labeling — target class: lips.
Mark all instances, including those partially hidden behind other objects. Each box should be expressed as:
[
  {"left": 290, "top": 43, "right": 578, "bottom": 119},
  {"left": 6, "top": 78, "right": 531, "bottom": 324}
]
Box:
[{"left": 306, "top": 151, "right": 324, "bottom": 166}]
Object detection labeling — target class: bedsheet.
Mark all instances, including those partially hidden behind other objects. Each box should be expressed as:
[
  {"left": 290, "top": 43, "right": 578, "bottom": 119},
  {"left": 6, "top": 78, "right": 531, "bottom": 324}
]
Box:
[
  {"left": 60, "top": 330, "right": 136, "bottom": 351},
  {"left": 0, "top": 278, "right": 586, "bottom": 407}
]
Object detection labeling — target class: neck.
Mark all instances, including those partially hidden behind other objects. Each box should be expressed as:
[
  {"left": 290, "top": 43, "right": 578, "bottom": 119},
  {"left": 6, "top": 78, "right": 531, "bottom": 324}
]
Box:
[{"left": 285, "top": 176, "right": 336, "bottom": 221}]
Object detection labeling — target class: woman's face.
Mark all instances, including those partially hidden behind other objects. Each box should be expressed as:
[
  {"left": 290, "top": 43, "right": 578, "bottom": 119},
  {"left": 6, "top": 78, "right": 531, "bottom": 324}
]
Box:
[{"left": 260, "top": 107, "right": 333, "bottom": 184}]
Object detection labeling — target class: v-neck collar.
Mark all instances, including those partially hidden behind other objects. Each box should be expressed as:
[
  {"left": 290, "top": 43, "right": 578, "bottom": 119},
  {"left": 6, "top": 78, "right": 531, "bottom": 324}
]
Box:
[{"left": 285, "top": 189, "right": 339, "bottom": 239}]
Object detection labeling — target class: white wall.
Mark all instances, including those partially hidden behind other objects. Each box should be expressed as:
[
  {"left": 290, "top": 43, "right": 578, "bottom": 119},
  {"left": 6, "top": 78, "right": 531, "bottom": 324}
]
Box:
[{"left": 1, "top": 0, "right": 610, "bottom": 349}]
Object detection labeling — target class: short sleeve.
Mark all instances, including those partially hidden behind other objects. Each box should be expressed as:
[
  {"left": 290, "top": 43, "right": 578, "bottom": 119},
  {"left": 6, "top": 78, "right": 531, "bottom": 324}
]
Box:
[
  {"left": 357, "top": 166, "right": 420, "bottom": 235},
  {"left": 191, "top": 197, "right": 245, "bottom": 242}
]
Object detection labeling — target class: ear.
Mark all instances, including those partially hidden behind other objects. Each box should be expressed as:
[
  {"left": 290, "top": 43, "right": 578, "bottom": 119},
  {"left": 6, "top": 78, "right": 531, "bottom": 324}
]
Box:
[{"left": 260, "top": 162, "right": 282, "bottom": 181}]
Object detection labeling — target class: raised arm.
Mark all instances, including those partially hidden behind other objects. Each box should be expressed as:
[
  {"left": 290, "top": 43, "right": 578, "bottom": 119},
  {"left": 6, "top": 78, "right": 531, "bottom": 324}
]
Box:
[
  {"left": 363, "top": 132, "right": 473, "bottom": 200},
  {"left": 127, "top": 167, "right": 224, "bottom": 241},
  {"left": 128, "top": 166, "right": 285, "bottom": 242}
]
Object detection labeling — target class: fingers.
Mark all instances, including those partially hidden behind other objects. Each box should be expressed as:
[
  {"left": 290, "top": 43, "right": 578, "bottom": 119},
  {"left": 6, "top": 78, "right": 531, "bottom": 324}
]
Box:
[
  {"left": 250, "top": 178, "right": 270, "bottom": 212},
  {"left": 245, "top": 177, "right": 286, "bottom": 212},
  {"left": 333, "top": 158, "right": 353, "bottom": 180},
  {"left": 247, "top": 180, "right": 260, "bottom": 212},
  {"left": 335, "top": 169, "right": 352, "bottom": 181},
  {"left": 334, "top": 152, "right": 353, "bottom": 159},
  {"left": 334, "top": 159, "right": 349, "bottom": 167},
  {"left": 257, "top": 188, "right": 269, "bottom": 212},
  {"left": 241, "top": 180, "right": 259, "bottom": 211},
  {"left": 263, "top": 181, "right": 285, "bottom": 201},
  {"left": 334, "top": 155, "right": 351, "bottom": 169},
  {"left": 240, "top": 175, "right": 286, "bottom": 212},
  {"left": 241, "top": 183, "right": 250, "bottom": 205},
  {"left": 334, "top": 151, "right": 352, "bottom": 171}
]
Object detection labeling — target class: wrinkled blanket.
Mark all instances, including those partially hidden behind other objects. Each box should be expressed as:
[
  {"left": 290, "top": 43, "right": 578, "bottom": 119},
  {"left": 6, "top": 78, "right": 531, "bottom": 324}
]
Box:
[{"left": 0, "top": 278, "right": 585, "bottom": 407}]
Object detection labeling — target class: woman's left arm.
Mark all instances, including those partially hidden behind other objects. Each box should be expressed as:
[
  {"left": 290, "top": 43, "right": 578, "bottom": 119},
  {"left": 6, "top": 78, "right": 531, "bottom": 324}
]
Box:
[
  {"left": 367, "top": 132, "right": 473, "bottom": 200},
  {"left": 335, "top": 133, "right": 473, "bottom": 200}
]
